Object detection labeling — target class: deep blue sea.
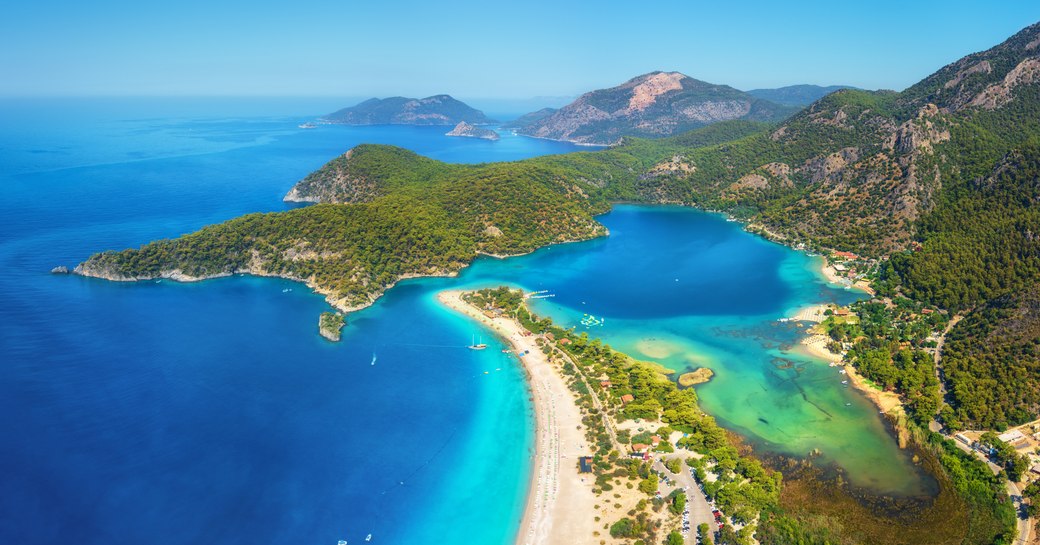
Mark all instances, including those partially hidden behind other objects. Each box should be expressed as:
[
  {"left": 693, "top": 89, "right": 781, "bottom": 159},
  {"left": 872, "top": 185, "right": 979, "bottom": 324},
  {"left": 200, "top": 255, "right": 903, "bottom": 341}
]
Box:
[{"left": 0, "top": 98, "right": 929, "bottom": 545}]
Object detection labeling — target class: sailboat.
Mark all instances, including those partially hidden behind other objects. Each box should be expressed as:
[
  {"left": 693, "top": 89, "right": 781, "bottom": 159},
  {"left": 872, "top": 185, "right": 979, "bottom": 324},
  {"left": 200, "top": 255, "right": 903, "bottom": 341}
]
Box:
[{"left": 468, "top": 334, "right": 487, "bottom": 350}]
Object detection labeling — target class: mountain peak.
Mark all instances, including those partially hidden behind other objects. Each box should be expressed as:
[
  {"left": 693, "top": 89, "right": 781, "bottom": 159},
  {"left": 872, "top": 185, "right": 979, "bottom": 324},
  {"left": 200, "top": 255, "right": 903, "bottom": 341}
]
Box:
[{"left": 511, "top": 72, "right": 794, "bottom": 145}]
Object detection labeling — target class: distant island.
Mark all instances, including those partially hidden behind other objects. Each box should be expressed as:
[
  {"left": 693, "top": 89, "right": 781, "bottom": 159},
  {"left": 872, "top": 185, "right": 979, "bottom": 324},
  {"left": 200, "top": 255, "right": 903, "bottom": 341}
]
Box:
[
  {"left": 321, "top": 95, "right": 494, "bottom": 126},
  {"left": 445, "top": 121, "right": 499, "bottom": 140},
  {"left": 509, "top": 71, "right": 797, "bottom": 145}
]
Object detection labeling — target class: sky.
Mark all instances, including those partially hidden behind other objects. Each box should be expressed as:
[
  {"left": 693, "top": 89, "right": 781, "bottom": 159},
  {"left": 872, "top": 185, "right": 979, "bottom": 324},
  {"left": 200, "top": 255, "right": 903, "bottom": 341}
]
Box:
[{"left": 2, "top": 0, "right": 1039, "bottom": 100}]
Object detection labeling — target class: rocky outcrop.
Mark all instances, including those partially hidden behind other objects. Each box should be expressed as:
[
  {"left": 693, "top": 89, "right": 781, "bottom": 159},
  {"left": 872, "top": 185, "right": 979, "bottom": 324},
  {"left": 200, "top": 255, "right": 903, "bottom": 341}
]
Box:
[
  {"left": 969, "top": 57, "right": 1040, "bottom": 110},
  {"left": 321, "top": 95, "right": 494, "bottom": 126},
  {"left": 445, "top": 121, "right": 500, "bottom": 140},
  {"left": 318, "top": 312, "right": 345, "bottom": 342},
  {"left": 511, "top": 71, "right": 795, "bottom": 145},
  {"left": 50, "top": 266, "right": 69, "bottom": 274}
]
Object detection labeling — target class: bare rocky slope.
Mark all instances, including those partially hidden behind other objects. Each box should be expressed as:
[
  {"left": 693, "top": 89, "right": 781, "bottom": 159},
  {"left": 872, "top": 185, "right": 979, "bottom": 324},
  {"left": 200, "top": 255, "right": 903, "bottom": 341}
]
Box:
[{"left": 511, "top": 71, "right": 796, "bottom": 145}]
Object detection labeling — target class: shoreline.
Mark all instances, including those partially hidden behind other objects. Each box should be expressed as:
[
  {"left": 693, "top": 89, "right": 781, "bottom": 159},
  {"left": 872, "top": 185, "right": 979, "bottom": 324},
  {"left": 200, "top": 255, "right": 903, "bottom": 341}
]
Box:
[{"left": 436, "top": 290, "right": 596, "bottom": 545}]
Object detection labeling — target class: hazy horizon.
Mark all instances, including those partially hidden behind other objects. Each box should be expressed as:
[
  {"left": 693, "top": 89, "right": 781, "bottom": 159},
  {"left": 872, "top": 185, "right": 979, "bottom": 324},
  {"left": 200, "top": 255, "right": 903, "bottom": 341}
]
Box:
[{"left": 4, "top": 0, "right": 1040, "bottom": 99}]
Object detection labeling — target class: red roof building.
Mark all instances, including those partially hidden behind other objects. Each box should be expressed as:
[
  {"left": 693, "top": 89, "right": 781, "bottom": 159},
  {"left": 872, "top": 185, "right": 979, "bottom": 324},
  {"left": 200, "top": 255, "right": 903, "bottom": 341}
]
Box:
[{"left": 620, "top": 394, "right": 634, "bottom": 404}]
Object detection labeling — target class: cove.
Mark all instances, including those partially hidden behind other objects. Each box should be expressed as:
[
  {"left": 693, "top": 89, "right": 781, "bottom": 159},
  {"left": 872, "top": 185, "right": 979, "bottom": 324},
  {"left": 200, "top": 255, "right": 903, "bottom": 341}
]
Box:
[{"left": 412, "top": 204, "right": 933, "bottom": 497}]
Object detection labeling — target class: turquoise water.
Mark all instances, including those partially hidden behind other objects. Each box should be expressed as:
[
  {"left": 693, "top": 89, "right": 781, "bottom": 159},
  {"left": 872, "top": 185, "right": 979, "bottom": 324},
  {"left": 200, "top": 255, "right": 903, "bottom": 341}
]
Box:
[{"left": 0, "top": 99, "right": 928, "bottom": 545}]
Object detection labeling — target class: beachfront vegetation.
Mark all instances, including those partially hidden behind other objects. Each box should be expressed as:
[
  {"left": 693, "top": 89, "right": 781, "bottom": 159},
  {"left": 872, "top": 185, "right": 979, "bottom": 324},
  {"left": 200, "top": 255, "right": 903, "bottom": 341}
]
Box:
[{"left": 822, "top": 299, "right": 946, "bottom": 426}]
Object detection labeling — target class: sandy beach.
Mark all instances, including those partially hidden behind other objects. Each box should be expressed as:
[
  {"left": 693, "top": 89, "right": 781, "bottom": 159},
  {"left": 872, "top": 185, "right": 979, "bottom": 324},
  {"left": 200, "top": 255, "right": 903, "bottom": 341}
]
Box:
[
  {"left": 818, "top": 260, "right": 875, "bottom": 295},
  {"left": 437, "top": 290, "right": 597, "bottom": 545}
]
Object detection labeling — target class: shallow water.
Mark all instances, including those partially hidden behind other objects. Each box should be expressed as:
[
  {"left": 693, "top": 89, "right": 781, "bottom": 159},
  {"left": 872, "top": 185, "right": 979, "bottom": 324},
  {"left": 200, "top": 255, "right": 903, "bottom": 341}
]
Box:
[{"left": 0, "top": 99, "right": 929, "bottom": 545}]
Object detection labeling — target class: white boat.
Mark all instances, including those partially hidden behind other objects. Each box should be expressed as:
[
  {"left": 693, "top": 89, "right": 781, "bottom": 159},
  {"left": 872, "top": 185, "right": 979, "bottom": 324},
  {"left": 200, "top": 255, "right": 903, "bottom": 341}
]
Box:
[
  {"left": 366, "top": 534, "right": 372, "bottom": 542},
  {"left": 468, "top": 334, "right": 487, "bottom": 350}
]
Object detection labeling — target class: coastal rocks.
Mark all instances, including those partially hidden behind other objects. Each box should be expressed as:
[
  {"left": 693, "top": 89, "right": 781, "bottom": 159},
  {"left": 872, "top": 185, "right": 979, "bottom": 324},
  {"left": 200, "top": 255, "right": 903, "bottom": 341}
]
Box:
[
  {"left": 445, "top": 121, "right": 500, "bottom": 140},
  {"left": 50, "top": 266, "right": 69, "bottom": 274},
  {"left": 318, "top": 311, "right": 346, "bottom": 342}
]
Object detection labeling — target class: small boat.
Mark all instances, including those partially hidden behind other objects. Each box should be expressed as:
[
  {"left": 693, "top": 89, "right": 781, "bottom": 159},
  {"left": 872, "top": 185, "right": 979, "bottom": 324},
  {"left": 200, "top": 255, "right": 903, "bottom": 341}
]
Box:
[
  {"left": 841, "top": 380, "right": 848, "bottom": 384},
  {"left": 338, "top": 540, "right": 347, "bottom": 545},
  {"left": 366, "top": 534, "right": 372, "bottom": 542},
  {"left": 370, "top": 353, "right": 377, "bottom": 366},
  {"left": 468, "top": 334, "right": 487, "bottom": 350}
]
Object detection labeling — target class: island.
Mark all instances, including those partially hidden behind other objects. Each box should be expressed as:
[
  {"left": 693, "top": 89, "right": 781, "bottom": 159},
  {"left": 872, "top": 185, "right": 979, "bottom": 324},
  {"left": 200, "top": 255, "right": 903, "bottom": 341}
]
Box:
[
  {"left": 444, "top": 121, "right": 499, "bottom": 140},
  {"left": 677, "top": 367, "right": 713, "bottom": 387},
  {"left": 318, "top": 311, "right": 345, "bottom": 341},
  {"left": 320, "top": 95, "right": 494, "bottom": 126}
]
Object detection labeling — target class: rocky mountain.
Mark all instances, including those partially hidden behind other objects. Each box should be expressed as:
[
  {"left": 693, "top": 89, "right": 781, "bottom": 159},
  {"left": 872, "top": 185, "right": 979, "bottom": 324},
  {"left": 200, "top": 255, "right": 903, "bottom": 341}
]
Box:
[
  {"left": 322, "top": 95, "right": 494, "bottom": 126},
  {"left": 445, "top": 121, "right": 500, "bottom": 140},
  {"left": 745, "top": 84, "right": 856, "bottom": 106},
  {"left": 510, "top": 72, "right": 797, "bottom": 145}
]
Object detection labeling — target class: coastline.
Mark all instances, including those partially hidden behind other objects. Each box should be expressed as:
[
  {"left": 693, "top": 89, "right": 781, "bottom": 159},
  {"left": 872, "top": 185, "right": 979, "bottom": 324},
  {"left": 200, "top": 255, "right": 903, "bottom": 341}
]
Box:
[{"left": 436, "top": 290, "right": 597, "bottom": 545}]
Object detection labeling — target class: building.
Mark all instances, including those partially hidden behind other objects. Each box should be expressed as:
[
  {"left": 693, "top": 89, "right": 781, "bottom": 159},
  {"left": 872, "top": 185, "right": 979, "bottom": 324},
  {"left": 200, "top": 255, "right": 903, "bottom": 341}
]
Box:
[
  {"left": 559, "top": 338, "right": 571, "bottom": 346},
  {"left": 578, "top": 456, "right": 593, "bottom": 473},
  {"left": 999, "top": 429, "right": 1028, "bottom": 446},
  {"left": 600, "top": 380, "right": 612, "bottom": 389},
  {"left": 620, "top": 394, "right": 634, "bottom": 404}
]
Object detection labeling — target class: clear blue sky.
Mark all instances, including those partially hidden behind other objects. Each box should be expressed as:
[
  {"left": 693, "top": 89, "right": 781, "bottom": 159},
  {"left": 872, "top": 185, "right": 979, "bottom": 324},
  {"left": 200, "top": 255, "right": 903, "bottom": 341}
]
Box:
[{"left": 2, "top": 0, "right": 1039, "bottom": 99}]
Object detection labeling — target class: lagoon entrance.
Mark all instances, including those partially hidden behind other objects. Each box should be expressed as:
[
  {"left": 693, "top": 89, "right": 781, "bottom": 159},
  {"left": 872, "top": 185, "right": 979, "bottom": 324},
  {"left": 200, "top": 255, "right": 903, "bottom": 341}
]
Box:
[{"left": 435, "top": 204, "right": 931, "bottom": 497}]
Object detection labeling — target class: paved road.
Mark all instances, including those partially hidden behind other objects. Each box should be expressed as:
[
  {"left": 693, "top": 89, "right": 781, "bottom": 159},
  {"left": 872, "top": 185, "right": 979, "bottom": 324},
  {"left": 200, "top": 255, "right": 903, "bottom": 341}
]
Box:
[
  {"left": 951, "top": 439, "right": 1033, "bottom": 544},
  {"left": 653, "top": 456, "right": 714, "bottom": 544}
]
